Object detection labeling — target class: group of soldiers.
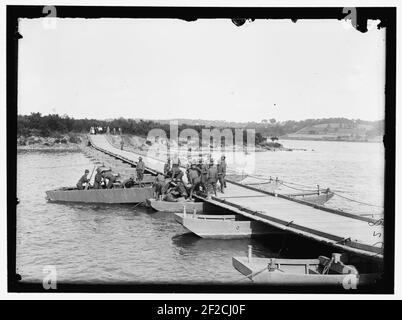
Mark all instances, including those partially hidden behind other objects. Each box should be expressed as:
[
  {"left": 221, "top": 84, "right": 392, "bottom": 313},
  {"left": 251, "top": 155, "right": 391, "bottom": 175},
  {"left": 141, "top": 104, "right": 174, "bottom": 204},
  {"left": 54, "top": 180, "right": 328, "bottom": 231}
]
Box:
[
  {"left": 76, "top": 154, "right": 228, "bottom": 201},
  {"left": 154, "top": 155, "right": 227, "bottom": 201},
  {"left": 76, "top": 157, "right": 146, "bottom": 190}
]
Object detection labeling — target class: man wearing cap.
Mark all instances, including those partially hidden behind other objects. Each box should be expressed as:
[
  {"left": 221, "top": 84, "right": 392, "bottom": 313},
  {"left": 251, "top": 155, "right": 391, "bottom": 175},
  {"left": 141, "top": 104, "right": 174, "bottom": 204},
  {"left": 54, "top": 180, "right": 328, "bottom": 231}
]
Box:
[
  {"left": 76, "top": 169, "right": 90, "bottom": 190},
  {"left": 200, "top": 160, "right": 209, "bottom": 192},
  {"left": 136, "top": 157, "right": 145, "bottom": 187},
  {"left": 218, "top": 156, "right": 227, "bottom": 193},
  {"left": 93, "top": 167, "right": 103, "bottom": 189},
  {"left": 207, "top": 159, "right": 218, "bottom": 197}
]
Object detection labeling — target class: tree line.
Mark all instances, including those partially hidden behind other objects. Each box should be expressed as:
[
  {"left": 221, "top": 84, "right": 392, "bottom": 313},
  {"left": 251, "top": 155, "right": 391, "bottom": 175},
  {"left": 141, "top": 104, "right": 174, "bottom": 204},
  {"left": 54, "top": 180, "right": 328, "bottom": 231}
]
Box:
[{"left": 17, "top": 113, "right": 383, "bottom": 143}]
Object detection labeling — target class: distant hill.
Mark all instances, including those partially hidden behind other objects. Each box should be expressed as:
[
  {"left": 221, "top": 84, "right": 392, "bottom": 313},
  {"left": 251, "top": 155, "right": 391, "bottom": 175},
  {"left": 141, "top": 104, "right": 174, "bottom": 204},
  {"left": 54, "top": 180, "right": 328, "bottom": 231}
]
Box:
[
  {"left": 283, "top": 122, "right": 383, "bottom": 142},
  {"left": 153, "top": 118, "right": 384, "bottom": 142}
]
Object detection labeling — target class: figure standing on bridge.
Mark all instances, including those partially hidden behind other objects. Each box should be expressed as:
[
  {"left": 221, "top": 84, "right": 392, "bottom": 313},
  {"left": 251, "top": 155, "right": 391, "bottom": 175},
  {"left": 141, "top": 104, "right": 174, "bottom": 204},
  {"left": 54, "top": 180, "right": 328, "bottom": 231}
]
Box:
[
  {"left": 218, "top": 155, "right": 227, "bottom": 192},
  {"left": 207, "top": 159, "right": 218, "bottom": 198},
  {"left": 188, "top": 162, "right": 201, "bottom": 200},
  {"left": 153, "top": 173, "right": 166, "bottom": 199}
]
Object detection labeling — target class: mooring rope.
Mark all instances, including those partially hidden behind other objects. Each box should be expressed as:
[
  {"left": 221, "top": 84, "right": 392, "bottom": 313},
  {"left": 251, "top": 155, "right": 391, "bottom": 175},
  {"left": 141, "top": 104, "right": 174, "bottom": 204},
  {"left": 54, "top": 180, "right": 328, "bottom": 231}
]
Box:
[
  {"left": 332, "top": 191, "right": 383, "bottom": 208},
  {"left": 279, "top": 182, "right": 317, "bottom": 193}
]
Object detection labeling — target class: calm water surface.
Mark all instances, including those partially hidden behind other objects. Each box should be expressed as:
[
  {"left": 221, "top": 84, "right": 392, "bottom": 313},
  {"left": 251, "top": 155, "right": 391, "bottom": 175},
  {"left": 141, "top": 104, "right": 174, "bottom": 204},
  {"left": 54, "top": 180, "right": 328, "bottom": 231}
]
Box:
[{"left": 16, "top": 140, "right": 384, "bottom": 283}]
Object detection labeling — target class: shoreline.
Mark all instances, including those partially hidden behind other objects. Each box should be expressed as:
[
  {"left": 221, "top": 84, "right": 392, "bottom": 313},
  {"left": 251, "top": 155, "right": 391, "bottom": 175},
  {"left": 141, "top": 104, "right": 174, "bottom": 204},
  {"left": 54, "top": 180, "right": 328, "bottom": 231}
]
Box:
[
  {"left": 281, "top": 137, "right": 383, "bottom": 143},
  {"left": 17, "top": 133, "right": 88, "bottom": 152}
]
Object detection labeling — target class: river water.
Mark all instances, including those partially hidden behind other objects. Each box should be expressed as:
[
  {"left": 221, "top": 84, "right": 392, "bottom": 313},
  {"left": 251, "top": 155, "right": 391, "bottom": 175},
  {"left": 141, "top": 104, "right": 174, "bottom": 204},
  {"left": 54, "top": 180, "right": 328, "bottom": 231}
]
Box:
[{"left": 16, "top": 140, "right": 384, "bottom": 283}]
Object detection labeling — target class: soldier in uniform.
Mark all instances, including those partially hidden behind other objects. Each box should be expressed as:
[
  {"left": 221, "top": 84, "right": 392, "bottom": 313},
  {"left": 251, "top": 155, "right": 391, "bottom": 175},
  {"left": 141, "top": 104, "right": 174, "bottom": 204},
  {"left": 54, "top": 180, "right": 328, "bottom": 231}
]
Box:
[
  {"left": 170, "top": 163, "right": 188, "bottom": 198},
  {"left": 207, "top": 159, "right": 218, "bottom": 197},
  {"left": 164, "top": 158, "right": 171, "bottom": 176},
  {"left": 153, "top": 173, "right": 166, "bottom": 199},
  {"left": 136, "top": 157, "right": 145, "bottom": 187},
  {"left": 76, "top": 169, "right": 90, "bottom": 190},
  {"left": 200, "top": 159, "right": 209, "bottom": 192},
  {"left": 93, "top": 168, "right": 103, "bottom": 189},
  {"left": 188, "top": 162, "right": 201, "bottom": 200},
  {"left": 219, "top": 155, "right": 227, "bottom": 188},
  {"left": 122, "top": 175, "right": 136, "bottom": 188},
  {"left": 102, "top": 170, "right": 117, "bottom": 189}
]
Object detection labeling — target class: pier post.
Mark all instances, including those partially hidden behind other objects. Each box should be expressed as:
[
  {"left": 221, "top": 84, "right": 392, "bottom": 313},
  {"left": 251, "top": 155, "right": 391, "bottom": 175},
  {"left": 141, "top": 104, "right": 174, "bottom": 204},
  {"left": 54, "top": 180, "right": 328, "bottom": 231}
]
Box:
[{"left": 248, "top": 245, "right": 252, "bottom": 263}]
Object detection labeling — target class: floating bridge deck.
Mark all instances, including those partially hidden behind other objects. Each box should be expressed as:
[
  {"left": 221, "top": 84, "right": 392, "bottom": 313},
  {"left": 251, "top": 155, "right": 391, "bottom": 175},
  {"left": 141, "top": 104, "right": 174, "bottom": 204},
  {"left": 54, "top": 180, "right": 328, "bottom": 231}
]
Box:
[{"left": 88, "top": 134, "right": 383, "bottom": 260}]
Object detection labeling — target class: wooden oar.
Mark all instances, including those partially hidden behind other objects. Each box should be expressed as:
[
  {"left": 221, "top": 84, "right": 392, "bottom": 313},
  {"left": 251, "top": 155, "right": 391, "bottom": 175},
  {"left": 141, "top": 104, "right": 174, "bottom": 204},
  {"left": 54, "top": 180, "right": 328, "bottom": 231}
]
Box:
[{"left": 85, "top": 165, "right": 96, "bottom": 190}]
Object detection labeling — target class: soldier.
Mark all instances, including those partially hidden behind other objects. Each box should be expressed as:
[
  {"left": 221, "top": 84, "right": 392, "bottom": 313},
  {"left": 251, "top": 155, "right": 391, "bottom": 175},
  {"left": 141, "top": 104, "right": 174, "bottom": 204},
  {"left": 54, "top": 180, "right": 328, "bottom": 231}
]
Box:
[
  {"left": 93, "top": 168, "right": 103, "bottom": 189},
  {"left": 122, "top": 175, "right": 136, "bottom": 188},
  {"left": 188, "top": 162, "right": 201, "bottom": 200},
  {"left": 170, "top": 163, "right": 188, "bottom": 198},
  {"left": 200, "top": 159, "right": 209, "bottom": 192},
  {"left": 171, "top": 162, "right": 182, "bottom": 181},
  {"left": 153, "top": 173, "right": 166, "bottom": 199},
  {"left": 164, "top": 158, "right": 171, "bottom": 176},
  {"left": 120, "top": 139, "right": 124, "bottom": 150},
  {"left": 76, "top": 169, "right": 90, "bottom": 190},
  {"left": 102, "top": 170, "right": 117, "bottom": 189},
  {"left": 207, "top": 159, "right": 218, "bottom": 197},
  {"left": 220, "top": 155, "right": 227, "bottom": 188},
  {"left": 136, "top": 157, "right": 145, "bottom": 187}
]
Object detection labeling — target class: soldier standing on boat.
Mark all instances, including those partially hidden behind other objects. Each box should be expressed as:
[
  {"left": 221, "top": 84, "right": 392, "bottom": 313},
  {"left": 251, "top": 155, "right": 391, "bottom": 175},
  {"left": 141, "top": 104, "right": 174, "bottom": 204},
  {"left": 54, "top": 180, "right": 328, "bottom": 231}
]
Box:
[
  {"left": 76, "top": 169, "right": 90, "bottom": 190},
  {"left": 207, "top": 159, "right": 218, "bottom": 197},
  {"left": 171, "top": 162, "right": 188, "bottom": 198},
  {"left": 136, "top": 157, "right": 145, "bottom": 187},
  {"left": 200, "top": 159, "right": 209, "bottom": 192},
  {"left": 153, "top": 173, "right": 166, "bottom": 199},
  {"left": 93, "top": 168, "right": 103, "bottom": 189}
]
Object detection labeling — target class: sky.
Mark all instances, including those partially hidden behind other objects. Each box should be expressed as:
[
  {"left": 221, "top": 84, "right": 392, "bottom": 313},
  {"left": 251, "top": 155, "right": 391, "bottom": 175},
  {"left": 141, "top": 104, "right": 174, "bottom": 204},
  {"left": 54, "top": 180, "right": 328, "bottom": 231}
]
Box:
[{"left": 18, "top": 18, "right": 385, "bottom": 122}]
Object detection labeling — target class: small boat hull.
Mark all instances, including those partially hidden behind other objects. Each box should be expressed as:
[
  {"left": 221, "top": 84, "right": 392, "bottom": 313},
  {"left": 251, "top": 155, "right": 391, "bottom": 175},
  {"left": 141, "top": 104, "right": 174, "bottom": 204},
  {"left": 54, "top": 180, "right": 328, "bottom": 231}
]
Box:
[
  {"left": 232, "top": 256, "right": 381, "bottom": 286},
  {"left": 288, "top": 191, "right": 334, "bottom": 205},
  {"left": 148, "top": 199, "right": 204, "bottom": 213},
  {"left": 46, "top": 186, "right": 154, "bottom": 204},
  {"left": 174, "top": 213, "right": 283, "bottom": 239}
]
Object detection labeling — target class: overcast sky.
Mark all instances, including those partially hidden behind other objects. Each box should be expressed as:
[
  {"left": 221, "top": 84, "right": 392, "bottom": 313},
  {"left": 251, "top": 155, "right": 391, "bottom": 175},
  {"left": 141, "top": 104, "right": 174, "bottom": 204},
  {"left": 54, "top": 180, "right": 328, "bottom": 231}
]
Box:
[{"left": 18, "top": 18, "right": 385, "bottom": 122}]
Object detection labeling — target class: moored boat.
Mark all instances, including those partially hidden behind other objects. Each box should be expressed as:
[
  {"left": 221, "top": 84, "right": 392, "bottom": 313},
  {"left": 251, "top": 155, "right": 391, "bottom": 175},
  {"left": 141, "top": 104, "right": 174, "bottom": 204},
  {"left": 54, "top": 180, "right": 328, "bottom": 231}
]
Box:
[
  {"left": 174, "top": 212, "right": 283, "bottom": 239},
  {"left": 147, "top": 198, "right": 204, "bottom": 213},
  {"left": 46, "top": 184, "right": 154, "bottom": 204},
  {"left": 286, "top": 189, "right": 334, "bottom": 205},
  {"left": 232, "top": 252, "right": 381, "bottom": 286}
]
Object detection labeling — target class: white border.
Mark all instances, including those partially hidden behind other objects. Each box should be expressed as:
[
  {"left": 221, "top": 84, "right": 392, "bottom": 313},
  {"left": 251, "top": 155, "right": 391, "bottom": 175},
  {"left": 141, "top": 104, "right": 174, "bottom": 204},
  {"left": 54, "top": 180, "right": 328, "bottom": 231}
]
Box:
[{"left": 1, "top": 0, "right": 400, "bottom": 300}]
